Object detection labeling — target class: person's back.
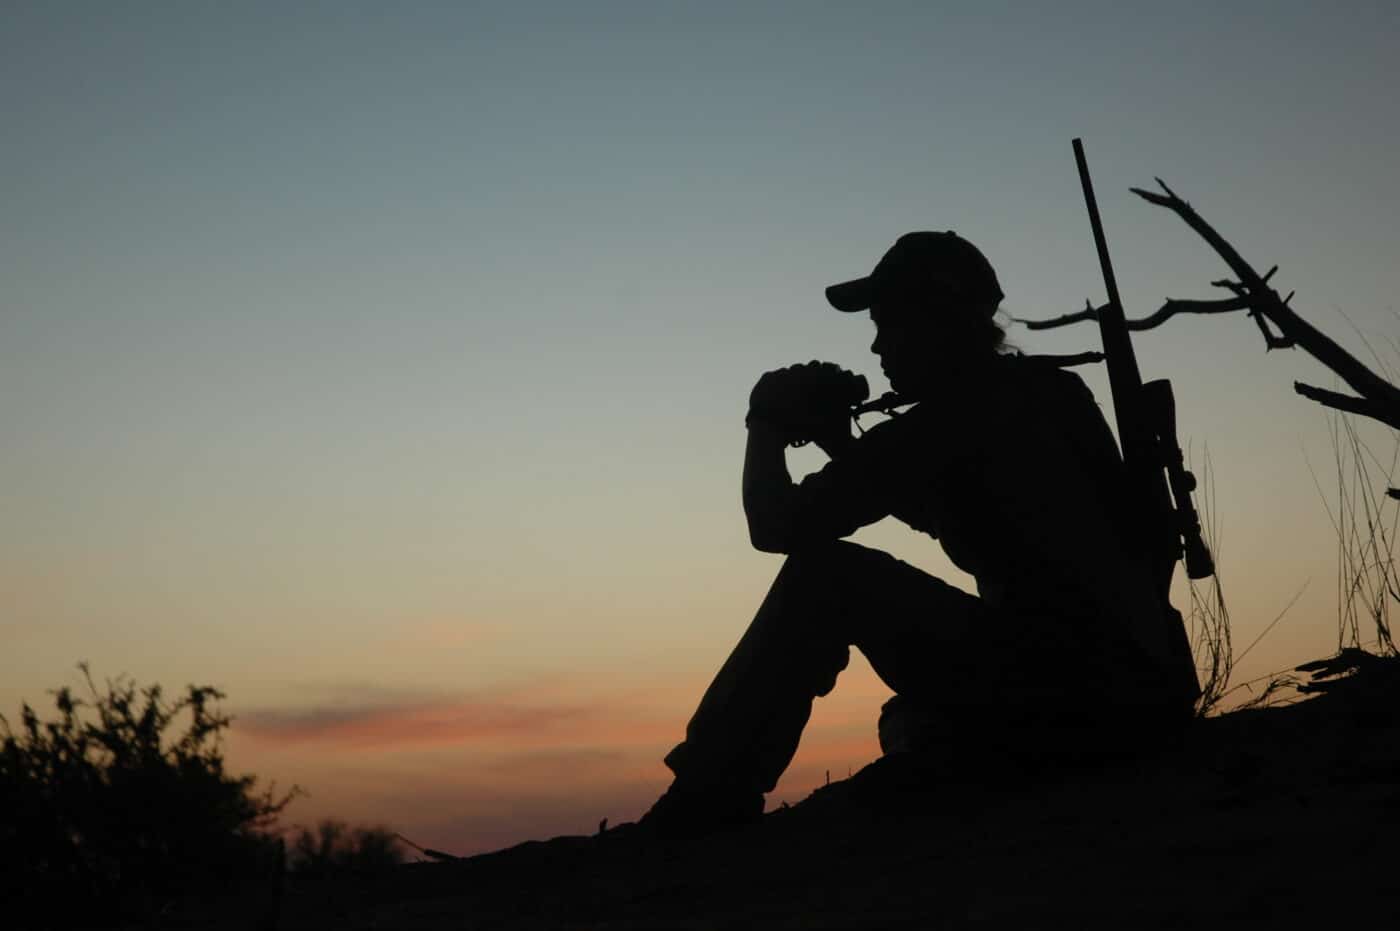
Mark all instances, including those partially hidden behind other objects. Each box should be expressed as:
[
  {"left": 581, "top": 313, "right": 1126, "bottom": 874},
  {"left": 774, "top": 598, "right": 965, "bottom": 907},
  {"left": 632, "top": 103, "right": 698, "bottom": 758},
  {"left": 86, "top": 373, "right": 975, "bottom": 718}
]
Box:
[{"left": 866, "top": 356, "right": 1196, "bottom": 756}]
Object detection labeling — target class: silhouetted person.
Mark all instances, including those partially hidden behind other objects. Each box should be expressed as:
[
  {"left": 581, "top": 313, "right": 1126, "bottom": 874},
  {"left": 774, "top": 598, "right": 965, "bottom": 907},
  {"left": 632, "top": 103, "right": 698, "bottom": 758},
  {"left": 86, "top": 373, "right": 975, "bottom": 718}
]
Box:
[{"left": 641, "top": 232, "right": 1201, "bottom": 835}]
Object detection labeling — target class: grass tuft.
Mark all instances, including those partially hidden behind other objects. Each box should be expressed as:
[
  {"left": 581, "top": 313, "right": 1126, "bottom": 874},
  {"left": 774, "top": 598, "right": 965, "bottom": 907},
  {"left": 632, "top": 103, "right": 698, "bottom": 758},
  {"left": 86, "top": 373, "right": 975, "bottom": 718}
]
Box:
[{"left": 1185, "top": 446, "right": 1234, "bottom": 715}]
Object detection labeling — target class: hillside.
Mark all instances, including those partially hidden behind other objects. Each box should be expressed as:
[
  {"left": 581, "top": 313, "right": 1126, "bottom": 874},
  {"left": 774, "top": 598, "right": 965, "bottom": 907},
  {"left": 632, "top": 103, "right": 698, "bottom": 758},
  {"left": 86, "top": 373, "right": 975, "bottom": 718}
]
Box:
[{"left": 280, "top": 655, "right": 1400, "bottom": 929}]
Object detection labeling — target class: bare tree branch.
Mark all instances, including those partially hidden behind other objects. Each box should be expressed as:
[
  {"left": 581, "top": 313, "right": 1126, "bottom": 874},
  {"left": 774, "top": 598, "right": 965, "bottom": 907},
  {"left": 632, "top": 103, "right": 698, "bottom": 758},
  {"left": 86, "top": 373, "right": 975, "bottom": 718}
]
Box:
[
  {"left": 1014, "top": 300, "right": 1100, "bottom": 331},
  {"left": 1015, "top": 295, "right": 1250, "bottom": 333},
  {"left": 1033, "top": 350, "right": 1106, "bottom": 367},
  {"left": 1208, "top": 271, "right": 1296, "bottom": 349},
  {"left": 1294, "top": 382, "right": 1400, "bottom": 432},
  {"left": 1022, "top": 178, "right": 1400, "bottom": 435},
  {"left": 1132, "top": 179, "right": 1400, "bottom": 413},
  {"left": 1019, "top": 177, "right": 1400, "bottom": 433}
]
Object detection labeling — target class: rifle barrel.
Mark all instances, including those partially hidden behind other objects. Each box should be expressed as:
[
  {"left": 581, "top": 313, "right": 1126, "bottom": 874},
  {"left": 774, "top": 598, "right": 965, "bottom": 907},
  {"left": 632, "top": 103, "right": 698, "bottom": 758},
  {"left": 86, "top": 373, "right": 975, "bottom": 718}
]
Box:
[
  {"left": 1072, "top": 138, "right": 1180, "bottom": 594},
  {"left": 1072, "top": 138, "right": 1147, "bottom": 455}
]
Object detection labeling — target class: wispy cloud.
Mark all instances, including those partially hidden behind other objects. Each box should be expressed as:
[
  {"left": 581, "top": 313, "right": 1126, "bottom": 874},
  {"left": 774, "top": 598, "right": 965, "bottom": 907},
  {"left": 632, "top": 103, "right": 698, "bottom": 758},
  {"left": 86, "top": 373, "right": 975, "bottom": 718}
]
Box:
[
  {"left": 232, "top": 663, "right": 702, "bottom": 755},
  {"left": 236, "top": 695, "right": 596, "bottom": 748}
]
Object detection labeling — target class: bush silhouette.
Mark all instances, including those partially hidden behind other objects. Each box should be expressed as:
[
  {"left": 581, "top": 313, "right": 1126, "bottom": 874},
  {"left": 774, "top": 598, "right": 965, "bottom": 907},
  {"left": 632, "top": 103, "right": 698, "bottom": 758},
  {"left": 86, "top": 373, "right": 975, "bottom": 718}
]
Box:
[
  {"left": 288, "top": 819, "right": 404, "bottom": 876},
  {"left": 0, "top": 664, "right": 295, "bottom": 927}
]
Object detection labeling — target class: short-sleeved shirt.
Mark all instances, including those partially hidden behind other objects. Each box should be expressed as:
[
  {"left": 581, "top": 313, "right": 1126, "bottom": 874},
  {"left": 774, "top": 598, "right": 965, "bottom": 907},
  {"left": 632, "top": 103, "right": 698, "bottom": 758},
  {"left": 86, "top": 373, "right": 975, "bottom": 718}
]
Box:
[{"left": 788, "top": 354, "right": 1188, "bottom": 703}]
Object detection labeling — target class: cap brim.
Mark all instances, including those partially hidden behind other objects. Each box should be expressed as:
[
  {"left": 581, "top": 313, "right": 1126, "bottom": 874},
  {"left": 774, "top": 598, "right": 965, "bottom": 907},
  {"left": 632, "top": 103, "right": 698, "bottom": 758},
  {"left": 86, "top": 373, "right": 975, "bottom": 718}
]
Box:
[{"left": 825, "top": 277, "right": 873, "bottom": 313}]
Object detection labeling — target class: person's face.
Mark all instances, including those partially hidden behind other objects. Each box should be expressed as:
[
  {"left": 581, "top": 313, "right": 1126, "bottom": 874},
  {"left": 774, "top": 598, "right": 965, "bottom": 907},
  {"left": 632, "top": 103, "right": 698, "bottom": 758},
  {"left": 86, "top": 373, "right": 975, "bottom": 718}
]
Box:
[
  {"left": 868, "top": 298, "right": 980, "bottom": 394},
  {"left": 869, "top": 300, "right": 943, "bottom": 397}
]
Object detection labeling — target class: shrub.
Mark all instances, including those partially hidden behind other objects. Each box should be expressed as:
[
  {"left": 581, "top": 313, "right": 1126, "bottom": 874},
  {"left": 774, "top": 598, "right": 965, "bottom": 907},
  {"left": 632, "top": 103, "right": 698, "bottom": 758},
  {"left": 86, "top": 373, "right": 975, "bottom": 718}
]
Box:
[
  {"left": 288, "top": 819, "right": 404, "bottom": 876},
  {"left": 0, "top": 664, "right": 296, "bottom": 927}
]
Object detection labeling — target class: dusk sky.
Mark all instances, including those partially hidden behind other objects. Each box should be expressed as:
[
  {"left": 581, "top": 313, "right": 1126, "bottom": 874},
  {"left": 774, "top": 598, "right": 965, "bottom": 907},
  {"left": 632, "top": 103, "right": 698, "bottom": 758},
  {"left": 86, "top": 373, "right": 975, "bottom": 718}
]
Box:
[{"left": 4, "top": 2, "right": 1398, "bottom": 855}]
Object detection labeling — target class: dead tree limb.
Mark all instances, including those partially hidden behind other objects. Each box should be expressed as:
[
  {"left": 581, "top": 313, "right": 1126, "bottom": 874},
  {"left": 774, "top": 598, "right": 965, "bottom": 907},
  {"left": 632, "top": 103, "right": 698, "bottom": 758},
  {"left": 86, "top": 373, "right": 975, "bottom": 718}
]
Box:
[
  {"left": 1018, "top": 178, "right": 1400, "bottom": 433},
  {"left": 1129, "top": 179, "right": 1400, "bottom": 418},
  {"left": 1035, "top": 350, "right": 1106, "bottom": 367},
  {"left": 1014, "top": 295, "right": 1250, "bottom": 332},
  {"left": 1293, "top": 382, "right": 1400, "bottom": 431}
]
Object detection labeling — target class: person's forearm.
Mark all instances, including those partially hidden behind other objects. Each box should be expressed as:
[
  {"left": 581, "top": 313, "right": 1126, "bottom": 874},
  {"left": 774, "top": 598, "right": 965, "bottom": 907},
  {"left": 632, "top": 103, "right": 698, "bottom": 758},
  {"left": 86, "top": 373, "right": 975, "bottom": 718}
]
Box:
[{"left": 742, "top": 422, "right": 799, "bottom": 552}]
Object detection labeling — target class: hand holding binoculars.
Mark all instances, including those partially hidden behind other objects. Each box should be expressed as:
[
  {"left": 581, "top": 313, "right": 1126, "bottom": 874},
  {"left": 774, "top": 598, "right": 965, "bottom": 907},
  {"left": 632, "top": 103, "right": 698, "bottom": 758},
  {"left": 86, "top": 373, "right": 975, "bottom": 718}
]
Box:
[{"left": 747, "top": 361, "right": 895, "bottom": 448}]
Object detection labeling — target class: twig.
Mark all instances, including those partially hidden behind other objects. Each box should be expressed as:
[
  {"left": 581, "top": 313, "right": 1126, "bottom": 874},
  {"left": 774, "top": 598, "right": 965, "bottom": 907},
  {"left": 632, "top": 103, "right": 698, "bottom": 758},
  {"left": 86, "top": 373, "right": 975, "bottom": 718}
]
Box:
[
  {"left": 1015, "top": 295, "right": 1251, "bottom": 333},
  {"left": 1294, "top": 383, "right": 1400, "bottom": 431},
  {"left": 1210, "top": 275, "right": 1295, "bottom": 350},
  {"left": 1031, "top": 350, "right": 1106, "bottom": 367},
  {"left": 394, "top": 832, "right": 459, "bottom": 862}
]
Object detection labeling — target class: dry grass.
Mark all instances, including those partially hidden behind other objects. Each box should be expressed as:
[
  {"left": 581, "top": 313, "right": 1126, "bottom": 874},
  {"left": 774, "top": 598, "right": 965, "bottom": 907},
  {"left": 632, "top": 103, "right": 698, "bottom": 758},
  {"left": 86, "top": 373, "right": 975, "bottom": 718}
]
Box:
[
  {"left": 1184, "top": 446, "right": 1233, "bottom": 715},
  {"left": 1222, "top": 403, "right": 1400, "bottom": 711},
  {"left": 1316, "top": 411, "right": 1399, "bottom": 656}
]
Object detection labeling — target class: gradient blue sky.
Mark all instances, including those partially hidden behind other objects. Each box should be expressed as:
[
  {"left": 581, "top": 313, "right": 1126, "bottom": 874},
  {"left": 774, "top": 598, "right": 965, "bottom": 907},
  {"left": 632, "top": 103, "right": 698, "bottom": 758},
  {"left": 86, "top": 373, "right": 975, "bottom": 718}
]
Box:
[{"left": 4, "top": 2, "right": 1398, "bottom": 854}]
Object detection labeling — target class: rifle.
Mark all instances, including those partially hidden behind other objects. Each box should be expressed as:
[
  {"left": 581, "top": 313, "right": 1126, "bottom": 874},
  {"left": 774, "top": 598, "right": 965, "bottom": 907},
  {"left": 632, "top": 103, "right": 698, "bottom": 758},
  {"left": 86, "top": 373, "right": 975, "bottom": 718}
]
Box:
[{"left": 1072, "top": 137, "right": 1211, "bottom": 702}]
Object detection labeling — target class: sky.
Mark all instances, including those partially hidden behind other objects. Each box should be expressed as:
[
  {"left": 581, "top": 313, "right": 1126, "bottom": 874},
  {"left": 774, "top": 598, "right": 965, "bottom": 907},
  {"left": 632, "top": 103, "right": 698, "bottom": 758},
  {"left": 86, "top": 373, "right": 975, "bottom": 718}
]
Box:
[{"left": 3, "top": 1, "right": 1398, "bottom": 856}]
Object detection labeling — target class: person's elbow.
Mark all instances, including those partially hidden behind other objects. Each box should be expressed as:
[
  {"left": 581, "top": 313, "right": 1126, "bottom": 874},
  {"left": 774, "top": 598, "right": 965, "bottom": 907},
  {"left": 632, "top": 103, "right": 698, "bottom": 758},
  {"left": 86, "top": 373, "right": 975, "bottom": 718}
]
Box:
[
  {"left": 747, "top": 524, "right": 794, "bottom": 554},
  {"left": 744, "top": 502, "right": 799, "bottom": 554}
]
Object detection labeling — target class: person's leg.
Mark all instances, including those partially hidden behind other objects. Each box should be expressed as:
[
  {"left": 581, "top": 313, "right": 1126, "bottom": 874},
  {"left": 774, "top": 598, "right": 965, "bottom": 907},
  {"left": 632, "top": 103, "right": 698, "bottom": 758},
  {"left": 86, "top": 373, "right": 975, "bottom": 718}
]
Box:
[{"left": 659, "top": 540, "right": 982, "bottom": 803}]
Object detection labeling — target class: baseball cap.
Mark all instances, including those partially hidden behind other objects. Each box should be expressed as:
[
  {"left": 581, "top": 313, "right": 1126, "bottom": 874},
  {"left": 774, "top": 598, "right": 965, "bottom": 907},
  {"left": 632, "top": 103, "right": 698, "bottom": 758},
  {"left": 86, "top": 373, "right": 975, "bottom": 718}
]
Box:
[{"left": 825, "top": 231, "right": 1004, "bottom": 316}]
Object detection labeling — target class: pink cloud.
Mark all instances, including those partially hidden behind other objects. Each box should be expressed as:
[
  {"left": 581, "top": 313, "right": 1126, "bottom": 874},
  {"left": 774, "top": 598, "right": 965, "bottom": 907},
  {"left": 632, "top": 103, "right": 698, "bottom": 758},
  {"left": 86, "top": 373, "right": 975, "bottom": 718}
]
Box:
[
  {"left": 236, "top": 696, "right": 595, "bottom": 748},
  {"left": 232, "top": 676, "right": 687, "bottom": 752}
]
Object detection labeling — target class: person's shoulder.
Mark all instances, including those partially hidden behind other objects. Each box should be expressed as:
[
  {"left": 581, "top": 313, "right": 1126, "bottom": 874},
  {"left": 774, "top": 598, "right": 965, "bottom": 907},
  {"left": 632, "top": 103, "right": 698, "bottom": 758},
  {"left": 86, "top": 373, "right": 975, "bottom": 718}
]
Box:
[
  {"left": 1003, "top": 351, "right": 1084, "bottom": 382},
  {"left": 1004, "top": 354, "right": 1097, "bottom": 404}
]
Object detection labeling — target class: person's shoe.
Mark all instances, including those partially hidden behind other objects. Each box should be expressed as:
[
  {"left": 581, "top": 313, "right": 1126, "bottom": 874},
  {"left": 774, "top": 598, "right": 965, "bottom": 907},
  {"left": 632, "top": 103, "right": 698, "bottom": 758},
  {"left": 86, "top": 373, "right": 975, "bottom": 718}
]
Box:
[{"left": 634, "top": 780, "right": 764, "bottom": 840}]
